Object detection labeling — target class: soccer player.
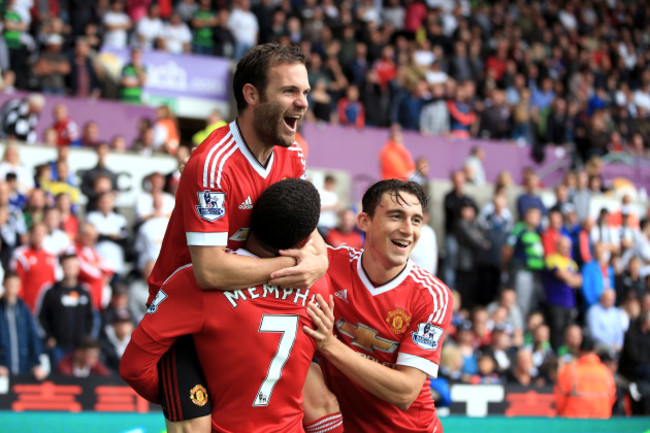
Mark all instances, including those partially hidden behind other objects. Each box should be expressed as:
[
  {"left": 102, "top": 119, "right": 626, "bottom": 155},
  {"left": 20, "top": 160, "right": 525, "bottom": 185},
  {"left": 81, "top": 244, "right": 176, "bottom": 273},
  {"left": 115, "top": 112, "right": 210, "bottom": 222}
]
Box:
[
  {"left": 305, "top": 179, "right": 453, "bottom": 432},
  {"left": 121, "top": 179, "right": 342, "bottom": 433},
  {"left": 148, "top": 43, "right": 329, "bottom": 432}
]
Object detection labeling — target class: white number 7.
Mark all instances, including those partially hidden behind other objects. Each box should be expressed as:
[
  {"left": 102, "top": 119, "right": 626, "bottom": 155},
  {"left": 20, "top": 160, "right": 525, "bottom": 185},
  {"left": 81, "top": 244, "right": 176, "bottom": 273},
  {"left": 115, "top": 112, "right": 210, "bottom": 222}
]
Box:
[{"left": 253, "top": 314, "right": 299, "bottom": 407}]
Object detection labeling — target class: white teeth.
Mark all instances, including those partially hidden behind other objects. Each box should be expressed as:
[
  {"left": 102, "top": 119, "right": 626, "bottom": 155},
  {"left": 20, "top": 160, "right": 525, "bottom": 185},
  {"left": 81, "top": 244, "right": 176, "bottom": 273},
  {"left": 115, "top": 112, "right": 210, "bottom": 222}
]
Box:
[{"left": 393, "top": 240, "right": 409, "bottom": 247}]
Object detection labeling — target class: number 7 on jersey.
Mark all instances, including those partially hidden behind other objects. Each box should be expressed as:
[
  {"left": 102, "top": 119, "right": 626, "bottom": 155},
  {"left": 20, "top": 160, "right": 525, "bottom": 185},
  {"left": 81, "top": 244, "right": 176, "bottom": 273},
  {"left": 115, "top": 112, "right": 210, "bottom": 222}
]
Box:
[{"left": 253, "top": 314, "right": 299, "bottom": 407}]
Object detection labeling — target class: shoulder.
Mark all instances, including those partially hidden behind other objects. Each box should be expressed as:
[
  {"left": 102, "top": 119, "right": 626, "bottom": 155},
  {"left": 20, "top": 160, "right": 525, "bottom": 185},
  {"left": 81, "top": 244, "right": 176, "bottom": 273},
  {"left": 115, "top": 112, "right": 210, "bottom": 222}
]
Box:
[
  {"left": 407, "top": 266, "right": 452, "bottom": 318},
  {"left": 327, "top": 244, "right": 362, "bottom": 263}
]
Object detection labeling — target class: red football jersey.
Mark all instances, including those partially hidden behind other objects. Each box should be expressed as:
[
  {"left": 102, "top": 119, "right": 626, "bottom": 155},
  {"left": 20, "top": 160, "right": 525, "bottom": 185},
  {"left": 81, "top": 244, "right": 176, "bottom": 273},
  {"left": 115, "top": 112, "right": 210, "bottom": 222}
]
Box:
[
  {"left": 322, "top": 246, "right": 452, "bottom": 433},
  {"left": 147, "top": 121, "right": 306, "bottom": 305},
  {"left": 127, "top": 250, "right": 329, "bottom": 433},
  {"left": 10, "top": 246, "right": 57, "bottom": 312}
]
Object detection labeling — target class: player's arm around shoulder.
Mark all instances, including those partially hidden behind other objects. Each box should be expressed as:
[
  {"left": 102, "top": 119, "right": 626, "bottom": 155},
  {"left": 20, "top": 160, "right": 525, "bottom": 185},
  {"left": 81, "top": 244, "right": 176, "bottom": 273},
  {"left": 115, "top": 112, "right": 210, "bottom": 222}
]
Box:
[
  {"left": 268, "top": 229, "right": 330, "bottom": 289},
  {"left": 304, "top": 294, "right": 427, "bottom": 411}
]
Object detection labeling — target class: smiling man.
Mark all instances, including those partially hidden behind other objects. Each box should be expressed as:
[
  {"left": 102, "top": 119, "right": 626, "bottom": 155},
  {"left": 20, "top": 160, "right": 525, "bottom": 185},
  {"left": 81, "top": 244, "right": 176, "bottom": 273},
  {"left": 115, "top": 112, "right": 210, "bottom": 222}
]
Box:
[
  {"left": 145, "top": 43, "right": 330, "bottom": 433},
  {"left": 305, "top": 179, "right": 453, "bottom": 433}
]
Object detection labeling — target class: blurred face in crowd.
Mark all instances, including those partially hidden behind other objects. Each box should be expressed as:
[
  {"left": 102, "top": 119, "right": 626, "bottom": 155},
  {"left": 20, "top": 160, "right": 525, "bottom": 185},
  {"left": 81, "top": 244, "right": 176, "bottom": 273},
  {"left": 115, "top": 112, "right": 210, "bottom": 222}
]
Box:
[
  {"left": 61, "top": 256, "right": 80, "bottom": 280},
  {"left": 30, "top": 223, "right": 47, "bottom": 249}
]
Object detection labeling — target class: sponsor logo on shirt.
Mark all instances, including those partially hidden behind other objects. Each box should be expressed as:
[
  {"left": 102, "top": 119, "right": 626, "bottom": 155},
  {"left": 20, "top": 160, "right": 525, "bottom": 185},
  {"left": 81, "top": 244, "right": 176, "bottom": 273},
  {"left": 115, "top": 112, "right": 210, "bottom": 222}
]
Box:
[
  {"left": 385, "top": 308, "right": 411, "bottom": 335},
  {"left": 412, "top": 322, "right": 444, "bottom": 350},
  {"left": 195, "top": 190, "right": 226, "bottom": 221},
  {"left": 146, "top": 289, "right": 167, "bottom": 314},
  {"left": 336, "top": 319, "right": 399, "bottom": 353},
  {"left": 189, "top": 384, "right": 208, "bottom": 407},
  {"left": 238, "top": 196, "right": 253, "bottom": 210},
  {"left": 334, "top": 289, "right": 348, "bottom": 303}
]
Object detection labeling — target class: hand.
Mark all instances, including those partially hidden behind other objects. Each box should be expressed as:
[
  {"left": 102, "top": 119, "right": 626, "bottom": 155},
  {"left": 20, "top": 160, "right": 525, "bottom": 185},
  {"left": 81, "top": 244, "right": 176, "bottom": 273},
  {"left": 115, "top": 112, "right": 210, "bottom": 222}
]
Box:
[
  {"left": 0, "top": 365, "right": 8, "bottom": 376},
  {"left": 46, "top": 337, "right": 56, "bottom": 348},
  {"left": 32, "top": 365, "right": 47, "bottom": 381},
  {"left": 303, "top": 294, "right": 337, "bottom": 353},
  {"left": 268, "top": 239, "right": 328, "bottom": 289}
]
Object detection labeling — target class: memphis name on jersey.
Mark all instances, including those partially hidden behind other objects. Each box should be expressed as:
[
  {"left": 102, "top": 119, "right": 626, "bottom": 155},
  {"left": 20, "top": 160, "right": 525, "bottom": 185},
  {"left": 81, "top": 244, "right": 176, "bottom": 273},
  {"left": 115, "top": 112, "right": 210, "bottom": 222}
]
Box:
[
  {"left": 223, "top": 284, "right": 318, "bottom": 308},
  {"left": 147, "top": 283, "right": 320, "bottom": 314}
]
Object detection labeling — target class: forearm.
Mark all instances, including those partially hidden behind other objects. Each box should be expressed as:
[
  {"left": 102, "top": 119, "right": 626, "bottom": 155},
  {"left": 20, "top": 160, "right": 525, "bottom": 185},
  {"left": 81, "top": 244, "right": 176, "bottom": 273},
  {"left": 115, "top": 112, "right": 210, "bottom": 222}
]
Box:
[
  {"left": 119, "top": 337, "right": 164, "bottom": 404},
  {"left": 190, "top": 245, "right": 294, "bottom": 290},
  {"left": 320, "top": 339, "right": 421, "bottom": 410}
]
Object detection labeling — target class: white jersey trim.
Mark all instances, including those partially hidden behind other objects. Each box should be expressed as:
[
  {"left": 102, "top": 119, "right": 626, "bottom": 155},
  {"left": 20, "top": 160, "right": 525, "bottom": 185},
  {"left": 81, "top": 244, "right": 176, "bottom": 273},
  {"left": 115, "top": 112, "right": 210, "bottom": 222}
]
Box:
[
  {"left": 396, "top": 352, "right": 439, "bottom": 378},
  {"left": 230, "top": 120, "right": 275, "bottom": 179},
  {"left": 356, "top": 252, "right": 415, "bottom": 296},
  {"left": 209, "top": 135, "right": 236, "bottom": 189},
  {"left": 203, "top": 130, "right": 235, "bottom": 188},
  {"left": 186, "top": 231, "right": 228, "bottom": 246},
  {"left": 412, "top": 267, "right": 450, "bottom": 324}
]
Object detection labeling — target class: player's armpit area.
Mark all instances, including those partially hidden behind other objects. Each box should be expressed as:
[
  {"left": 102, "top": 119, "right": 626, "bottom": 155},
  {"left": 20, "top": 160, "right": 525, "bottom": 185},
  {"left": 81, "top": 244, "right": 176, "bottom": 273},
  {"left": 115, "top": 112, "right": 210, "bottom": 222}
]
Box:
[{"left": 189, "top": 245, "right": 294, "bottom": 290}]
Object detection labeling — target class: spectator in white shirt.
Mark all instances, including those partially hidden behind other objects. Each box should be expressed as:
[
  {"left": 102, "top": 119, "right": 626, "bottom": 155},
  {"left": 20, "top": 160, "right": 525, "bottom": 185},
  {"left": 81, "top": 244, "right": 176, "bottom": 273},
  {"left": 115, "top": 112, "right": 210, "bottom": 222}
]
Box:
[
  {"left": 410, "top": 210, "right": 438, "bottom": 275},
  {"left": 227, "top": 0, "right": 259, "bottom": 60},
  {"left": 134, "top": 191, "right": 170, "bottom": 273},
  {"left": 160, "top": 12, "right": 192, "bottom": 54},
  {"left": 102, "top": 0, "right": 132, "bottom": 50},
  {"left": 86, "top": 192, "right": 128, "bottom": 277},
  {"left": 135, "top": 172, "right": 175, "bottom": 223},
  {"left": 316, "top": 174, "right": 340, "bottom": 238},
  {"left": 42, "top": 206, "right": 71, "bottom": 257},
  {"left": 135, "top": 3, "right": 163, "bottom": 50}
]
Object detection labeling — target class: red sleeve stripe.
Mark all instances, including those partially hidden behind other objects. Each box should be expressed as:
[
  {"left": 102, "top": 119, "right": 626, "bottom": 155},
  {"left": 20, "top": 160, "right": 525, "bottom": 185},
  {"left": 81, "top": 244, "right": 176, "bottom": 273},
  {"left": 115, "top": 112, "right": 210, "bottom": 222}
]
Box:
[
  {"left": 411, "top": 268, "right": 450, "bottom": 324},
  {"left": 202, "top": 131, "right": 234, "bottom": 188}
]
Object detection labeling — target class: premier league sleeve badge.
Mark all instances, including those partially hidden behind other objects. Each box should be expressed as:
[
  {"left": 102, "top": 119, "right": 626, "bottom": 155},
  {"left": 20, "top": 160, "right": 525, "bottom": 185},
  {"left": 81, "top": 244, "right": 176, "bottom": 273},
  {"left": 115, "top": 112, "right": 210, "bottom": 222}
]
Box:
[{"left": 195, "top": 190, "right": 226, "bottom": 221}]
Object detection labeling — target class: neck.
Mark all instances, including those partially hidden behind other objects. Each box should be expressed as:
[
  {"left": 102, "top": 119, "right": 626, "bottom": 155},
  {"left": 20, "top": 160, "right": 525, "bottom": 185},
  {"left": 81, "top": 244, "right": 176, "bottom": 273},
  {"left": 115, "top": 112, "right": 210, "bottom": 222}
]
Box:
[
  {"left": 361, "top": 251, "right": 406, "bottom": 286},
  {"left": 62, "top": 276, "right": 77, "bottom": 287},
  {"left": 244, "top": 234, "right": 277, "bottom": 259},
  {"left": 237, "top": 115, "right": 274, "bottom": 165}
]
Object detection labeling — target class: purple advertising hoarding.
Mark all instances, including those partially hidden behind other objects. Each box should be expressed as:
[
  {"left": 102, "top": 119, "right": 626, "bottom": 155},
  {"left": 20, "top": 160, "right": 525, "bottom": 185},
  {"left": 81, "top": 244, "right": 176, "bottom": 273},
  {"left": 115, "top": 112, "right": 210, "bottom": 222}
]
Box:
[
  {"left": 303, "top": 122, "right": 566, "bottom": 189},
  {"left": 100, "top": 48, "right": 231, "bottom": 102}
]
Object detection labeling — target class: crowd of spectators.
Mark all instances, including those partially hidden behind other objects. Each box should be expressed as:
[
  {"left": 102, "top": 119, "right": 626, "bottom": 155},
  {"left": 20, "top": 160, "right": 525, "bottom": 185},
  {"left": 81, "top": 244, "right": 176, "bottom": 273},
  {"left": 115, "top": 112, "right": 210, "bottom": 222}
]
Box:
[
  {"left": 0, "top": 140, "right": 183, "bottom": 379},
  {"left": 0, "top": 0, "right": 649, "bottom": 418},
  {"left": 0, "top": 0, "right": 647, "bottom": 164}
]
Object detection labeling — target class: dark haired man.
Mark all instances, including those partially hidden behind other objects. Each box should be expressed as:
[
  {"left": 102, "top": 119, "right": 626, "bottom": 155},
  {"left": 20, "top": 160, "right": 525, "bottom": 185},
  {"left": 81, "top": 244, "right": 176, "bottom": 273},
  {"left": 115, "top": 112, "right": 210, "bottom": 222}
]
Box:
[
  {"left": 306, "top": 179, "right": 452, "bottom": 432},
  {"left": 148, "top": 43, "right": 329, "bottom": 433},
  {"left": 122, "top": 179, "right": 342, "bottom": 432}
]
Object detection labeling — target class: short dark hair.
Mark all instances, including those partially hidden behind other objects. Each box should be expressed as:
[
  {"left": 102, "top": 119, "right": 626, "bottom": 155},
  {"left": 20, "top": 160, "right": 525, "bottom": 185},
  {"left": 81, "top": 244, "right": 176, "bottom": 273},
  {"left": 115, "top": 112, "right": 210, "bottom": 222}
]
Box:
[
  {"left": 361, "top": 179, "right": 428, "bottom": 217},
  {"left": 232, "top": 43, "right": 305, "bottom": 113},
  {"left": 250, "top": 178, "right": 320, "bottom": 251}
]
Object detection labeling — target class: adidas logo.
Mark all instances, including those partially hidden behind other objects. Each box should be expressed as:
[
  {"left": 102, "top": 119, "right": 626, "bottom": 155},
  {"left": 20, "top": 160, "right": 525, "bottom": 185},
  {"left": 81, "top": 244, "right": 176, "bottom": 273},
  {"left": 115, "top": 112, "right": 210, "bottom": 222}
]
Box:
[
  {"left": 238, "top": 196, "right": 253, "bottom": 210},
  {"left": 334, "top": 290, "right": 348, "bottom": 303}
]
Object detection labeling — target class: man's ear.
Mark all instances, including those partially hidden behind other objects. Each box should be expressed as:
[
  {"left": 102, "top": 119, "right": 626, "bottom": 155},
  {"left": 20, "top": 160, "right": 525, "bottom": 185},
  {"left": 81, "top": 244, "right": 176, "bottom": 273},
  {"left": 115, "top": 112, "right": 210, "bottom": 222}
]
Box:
[
  {"left": 357, "top": 212, "right": 370, "bottom": 232},
  {"left": 243, "top": 83, "right": 259, "bottom": 106}
]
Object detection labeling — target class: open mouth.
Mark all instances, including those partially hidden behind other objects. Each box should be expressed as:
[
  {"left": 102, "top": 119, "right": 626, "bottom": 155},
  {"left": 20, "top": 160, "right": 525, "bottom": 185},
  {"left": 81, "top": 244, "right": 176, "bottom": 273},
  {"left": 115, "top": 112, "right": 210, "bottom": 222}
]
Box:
[
  {"left": 284, "top": 115, "right": 300, "bottom": 132},
  {"left": 392, "top": 239, "right": 410, "bottom": 249}
]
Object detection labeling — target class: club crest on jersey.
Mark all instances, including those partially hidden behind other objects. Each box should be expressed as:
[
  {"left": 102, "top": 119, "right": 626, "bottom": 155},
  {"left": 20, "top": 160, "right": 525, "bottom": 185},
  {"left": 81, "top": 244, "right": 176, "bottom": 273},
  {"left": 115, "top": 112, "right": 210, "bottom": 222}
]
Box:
[
  {"left": 189, "top": 384, "right": 208, "bottom": 407},
  {"left": 146, "top": 289, "right": 167, "bottom": 314},
  {"left": 412, "top": 322, "right": 444, "bottom": 350},
  {"left": 385, "top": 308, "right": 411, "bottom": 335},
  {"left": 196, "top": 190, "right": 225, "bottom": 221}
]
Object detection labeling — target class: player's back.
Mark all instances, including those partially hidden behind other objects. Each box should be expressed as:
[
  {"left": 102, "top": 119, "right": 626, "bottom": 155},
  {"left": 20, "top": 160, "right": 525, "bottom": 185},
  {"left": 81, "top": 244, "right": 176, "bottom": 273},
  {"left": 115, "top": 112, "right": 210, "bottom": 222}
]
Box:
[
  {"left": 147, "top": 121, "right": 306, "bottom": 305},
  {"left": 194, "top": 269, "right": 328, "bottom": 432}
]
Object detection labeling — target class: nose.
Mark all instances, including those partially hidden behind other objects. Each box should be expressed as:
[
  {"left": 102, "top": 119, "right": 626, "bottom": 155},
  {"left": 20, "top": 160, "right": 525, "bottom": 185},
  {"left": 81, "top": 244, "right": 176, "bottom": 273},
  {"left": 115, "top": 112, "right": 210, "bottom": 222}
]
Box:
[
  {"left": 295, "top": 93, "right": 308, "bottom": 110},
  {"left": 400, "top": 219, "right": 414, "bottom": 236}
]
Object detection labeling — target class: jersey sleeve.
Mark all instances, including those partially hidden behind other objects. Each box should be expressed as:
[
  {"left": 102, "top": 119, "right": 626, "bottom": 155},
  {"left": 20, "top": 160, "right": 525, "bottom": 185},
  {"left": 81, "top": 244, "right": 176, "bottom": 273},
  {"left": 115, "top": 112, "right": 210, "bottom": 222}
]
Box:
[
  {"left": 120, "top": 268, "right": 204, "bottom": 402},
  {"left": 181, "top": 148, "right": 233, "bottom": 247},
  {"left": 396, "top": 280, "right": 452, "bottom": 379}
]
